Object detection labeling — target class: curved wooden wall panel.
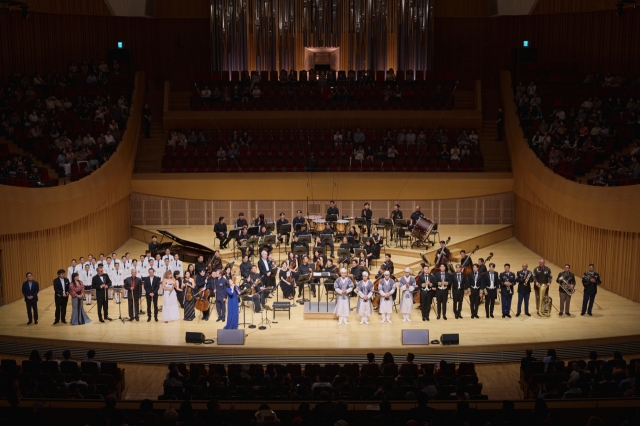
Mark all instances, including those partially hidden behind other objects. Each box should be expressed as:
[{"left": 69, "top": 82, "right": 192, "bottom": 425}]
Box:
[
  {"left": 0, "top": 72, "right": 145, "bottom": 235},
  {"left": 531, "top": 0, "right": 619, "bottom": 14},
  {"left": 132, "top": 172, "right": 513, "bottom": 202},
  {"left": 501, "top": 70, "right": 640, "bottom": 302}
]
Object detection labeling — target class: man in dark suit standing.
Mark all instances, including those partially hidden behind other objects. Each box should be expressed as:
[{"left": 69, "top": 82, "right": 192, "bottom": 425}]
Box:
[
  {"left": 22, "top": 272, "right": 39, "bottom": 325},
  {"left": 435, "top": 264, "right": 451, "bottom": 320},
  {"left": 468, "top": 264, "right": 482, "bottom": 319},
  {"left": 258, "top": 250, "right": 272, "bottom": 285},
  {"left": 581, "top": 264, "right": 601, "bottom": 316},
  {"left": 123, "top": 269, "right": 143, "bottom": 321},
  {"left": 499, "top": 263, "right": 516, "bottom": 318},
  {"left": 143, "top": 268, "right": 160, "bottom": 322},
  {"left": 53, "top": 269, "right": 70, "bottom": 324},
  {"left": 482, "top": 263, "right": 500, "bottom": 318},
  {"left": 92, "top": 265, "right": 112, "bottom": 323},
  {"left": 451, "top": 264, "right": 466, "bottom": 319},
  {"left": 213, "top": 269, "right": 228, "bottom": 322}
]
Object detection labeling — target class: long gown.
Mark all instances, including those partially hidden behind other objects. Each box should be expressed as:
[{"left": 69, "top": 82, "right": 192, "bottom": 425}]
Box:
[
  {"left": 183, "top": 281, "right": 196, "bottom": 321},
  {"left": 162, "top": 280, "right": 180, "bottom": 322},
  {"left": 223, "top": 286, "right": 240, "bottom": 329},
  {"left": 70, "top": 281, "right": 91, "bottom": 325}
]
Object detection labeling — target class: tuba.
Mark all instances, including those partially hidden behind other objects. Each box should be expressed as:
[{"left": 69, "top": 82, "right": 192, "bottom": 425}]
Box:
[{"left": 538, "top": 283, "right": 552, "bottom": 317}]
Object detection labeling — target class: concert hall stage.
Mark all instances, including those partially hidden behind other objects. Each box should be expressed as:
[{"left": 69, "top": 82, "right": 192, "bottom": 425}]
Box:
[{"left": 2, "top": 225, "right": 640, "bottom": 365}]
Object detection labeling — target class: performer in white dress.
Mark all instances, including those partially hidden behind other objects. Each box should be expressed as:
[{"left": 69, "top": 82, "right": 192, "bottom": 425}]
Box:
[
  {"left": 161, "top": 270, "right": 180, "bottom": 322},
  {"left": 333, "top": 268, "right": 354, "bottom": 325},
  {"left": 399, "top": 267, "right": 417, "bottom": 322},
  {"left": 357, "top": 271, "right": 374, "bottom": 325},
  {"left": 378, "top": 271, "right": 396, "bottom": 323}
]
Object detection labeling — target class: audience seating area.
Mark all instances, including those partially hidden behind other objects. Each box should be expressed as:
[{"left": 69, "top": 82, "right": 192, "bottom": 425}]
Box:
[
  {"left": 0, "top": 62, "right": 132, "bottom": 187},
  {"left": 190, "top": 69, "right": 464, "bottom": 111},
  {"left": 159, "top": 358, "right": 485, "bottom": 401},
  {"left": 0, "top": 355, "right": 125, "bottom": 400},
  {"left": 512, "top": 66, "right": 640, "bottom": 185},
  {"left": 162, "top": 128, "right": 484, "bottom": 173}
]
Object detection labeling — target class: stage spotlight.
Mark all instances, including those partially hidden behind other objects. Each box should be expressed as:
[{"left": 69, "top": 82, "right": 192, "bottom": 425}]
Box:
[{"left": 21, "top": 5, "right": 29, "bottom": 20}]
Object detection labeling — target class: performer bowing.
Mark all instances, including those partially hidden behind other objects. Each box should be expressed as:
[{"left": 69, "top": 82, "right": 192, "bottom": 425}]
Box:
[
  {"left": 435, "top": 264, "right": 451, "bottom": 320},
  {"left": 499, "top": 264, "right": 516, "bottom": 318},
  {"left": 333, "top": 268, "right": 354, "bottom": 325},
  {"left": 581, "top": 264, "right": 601, "bottom": 316},
  {"left": 399, "top": 267, "right": 416, "bottom": 322},
  {"left": 451, "top": 264, "right": 466, "bottom": 319}
]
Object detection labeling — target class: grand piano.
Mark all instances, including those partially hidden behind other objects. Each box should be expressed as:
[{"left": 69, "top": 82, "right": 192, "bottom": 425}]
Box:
[{"left": 153, "top": 230, "right": 216, "bottom": 264}]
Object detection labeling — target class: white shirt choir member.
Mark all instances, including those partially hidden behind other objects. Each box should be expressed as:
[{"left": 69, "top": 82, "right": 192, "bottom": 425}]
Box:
[
  {"left": 80, "top": 264, "right": 95, "bottom": 305},
  {"left": 103, "top": 258, "right": 116, "bottom": 300},
  {"left": 171, "top": 254, "right": 183, "bottom": 274},
  {"left": 333, "top": 268, "right": 354, "bottom": 325},
  {"left": 357, "top": 271, "right": 374, "bottom": 325},
  {"left": 399, "top": 267, "right": 416, "bottom": 322},
  {"left": 378, "top": 271, "right": 396, "bottom": 323},
  {"left": 111, "top": 263, "right": 125, "bottom": 304}
]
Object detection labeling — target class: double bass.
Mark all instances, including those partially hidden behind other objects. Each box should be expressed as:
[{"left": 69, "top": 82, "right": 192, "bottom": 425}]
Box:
[
  {"left": 462, "top": 245, "right": 480, "bottom": 276},
  {"left": 434, "top": 236, "right": 452, "bottom": 267}
]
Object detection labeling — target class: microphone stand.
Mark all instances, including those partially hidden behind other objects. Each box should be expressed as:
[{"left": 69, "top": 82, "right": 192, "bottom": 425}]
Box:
[{"left": 117, "top": 289, "right": 125, "bottom": 323}]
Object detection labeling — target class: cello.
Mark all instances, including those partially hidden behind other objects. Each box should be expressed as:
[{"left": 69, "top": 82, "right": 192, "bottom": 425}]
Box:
[
  {"left": 372, "top": 276, "right": 382, "bottom": 308},
  {"left": 434, "top": 236, "right": 452, "bottom": 267},
  {"left": 194, "top": 286, "right": 211, "bottom": 312},
  {"left": 461, "top": 245, "right": 480, "bottom": 276}
]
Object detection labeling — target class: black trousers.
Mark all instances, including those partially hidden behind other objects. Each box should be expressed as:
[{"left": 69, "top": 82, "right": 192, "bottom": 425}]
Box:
[
  {"left": 319, "top": 240, "right": 335, "bottom": 256},
  {"left": 144, "top": 120, "right": 151, "bottom": 138},
  {"left": 96, "top": 297, "right": 109, "bottom": 320},
  {"left": 216, "top": 299, "right": 226, "bottom": 319},
  {"left": 436, "top": 290, "right": 448, "bottom": 317},
  {"left": 452, "top": 289, "right": 465, "bottom": 315},
  {"left": 146, "top": 295, "right": 158, "bottom": 319},
  {"left": 485, "top": 294, "right": 496, "bottom": 316},
  {"left": 26, "top": 299, "right": 38, "bottom": 322},
  {"left": 469, "top": 290, "right": 481, "bottom": 316},
  {"left": 128, "top": 295, "right": 140, "bottom": 319},
  {"left": 420, "top": 291, "right": 435, "bottom": 319},
  {"left": 54, "top": 295, "right": 68, "bottom": 322},
  {"left": 217, "top": 234, "right": 230, "bottom": 247}
]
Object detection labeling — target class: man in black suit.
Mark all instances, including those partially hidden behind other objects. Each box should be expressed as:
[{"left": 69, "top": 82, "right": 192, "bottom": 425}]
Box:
[
  {"left": 451, "top": 264, "right": 466, "bottom": 319},
  {"left": 581, "top": 264, "right": 601, "bottom": 316},
  {"left": 123, "top": 269, "right": 143, "bottom": 321},
  {"left": 482, "top": 263, "right": 499, "bottom": 318},
  {"left": 148, "top": 235, "right": 160, "bottom": 252},
  {"left": 92, "top": 265, "right": 113, "bottom": 323},
  {"left": 499, "top": 263, "right": 516, "bottom": 318},
  {"left": 435, "top": 264, "right": 451, "bottom": 320},
  {"left": 417, "top": 265, "right": 435, "bottom": 321},
  {"left": 143, "top": 268, "right": 160, "bottom": 322},
  {"left": 213, "top": 269, "right": 228, "bottom": 322},
  {"left": 53, "top": 269, "right": 70, "bottom": 324},
  {"left": 258, "top": 250, "right": 272, "bottom": 286},
  {"left": 214, "top": 216, "right": 230, "bottom": 249},
  {"left": 22, "top": 272, "right": 39, "bottom": 325},
  {"left": 468, "top": 264, "right": 482, "bottom": 319}
]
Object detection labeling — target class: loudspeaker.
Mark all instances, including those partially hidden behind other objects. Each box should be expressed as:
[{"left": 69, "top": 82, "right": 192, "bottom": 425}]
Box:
[
  {"left": 402, "top": 329, "right": 430, "bottom": 345},
  {"left": 185, "top": 332, "right": 205, "bottom": 344},
  {"left": 217, "top": 329, "right": 245, "bottom": 345},
  {"left": 440, "top": 334, "right": 460, "bottom": 346}
]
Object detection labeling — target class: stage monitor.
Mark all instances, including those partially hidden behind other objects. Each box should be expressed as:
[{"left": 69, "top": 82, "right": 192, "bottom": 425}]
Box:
[
  {"left": 185, "top": 332, "right": 205, "bottom": 344},
  {"left": 217, "top": 329, "right": 245, "bottom": 345},
  {"left": 402, "top": 329, "right": 430, "bottom": 345},
  {"left": 440, "top": 333, "right": 460, "bottom": 346}
]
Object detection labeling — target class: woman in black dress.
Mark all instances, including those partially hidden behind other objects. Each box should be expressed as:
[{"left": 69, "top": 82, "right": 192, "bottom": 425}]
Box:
[
  {"left": 279, "top": 261, "right": 295, "bottom": 300},
  {"left": 182, "top": 270, "right": 196, "bottom": 321},
  {"left": 173, "top": 270, "right": 184, "bottom": 309}
]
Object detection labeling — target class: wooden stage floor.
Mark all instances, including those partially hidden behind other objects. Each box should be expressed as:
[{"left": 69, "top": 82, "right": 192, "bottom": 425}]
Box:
[{"left": 1, "top": 225, "right": 639, "bottom": 363}]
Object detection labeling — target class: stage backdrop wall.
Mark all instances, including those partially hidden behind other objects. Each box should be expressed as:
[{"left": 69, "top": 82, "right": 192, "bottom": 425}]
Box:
[
  {"left": 130, "top": 192, "right": 514, "bottom": 227},
  {"left": 0, "top": 72, "right": 145, "bottom": 305},
  {"left": 501, "top": 70, "right": 640, "bottom": 303}
]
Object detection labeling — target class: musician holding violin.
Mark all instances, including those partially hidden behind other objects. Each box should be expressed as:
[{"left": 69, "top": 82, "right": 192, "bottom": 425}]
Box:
[
  {"left": 279, "top": 261, "right": 296, "bottom": 301},
  {"left": 247, "top": 265, "right": 264, "bottom": 312}
]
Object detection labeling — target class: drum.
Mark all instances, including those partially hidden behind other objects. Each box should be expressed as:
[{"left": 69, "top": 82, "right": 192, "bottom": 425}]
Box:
[
  {"left": 411, "top": 218, "right": 434, "bottom": 240},
  {"left": 313, "top": 219, "right": 326, "bottom": 232},
  {"left": 335, "top": 220, "right": 349, "bottom": 234}
]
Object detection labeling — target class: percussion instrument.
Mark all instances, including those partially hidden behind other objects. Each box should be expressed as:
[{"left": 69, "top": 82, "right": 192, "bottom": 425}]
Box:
[
  {"left": 313, "top": 219, "right": 326, "bottom": 232},
  {"left": 306, "top": 215, "right": 323, "bottom": 221},
  {"left": 335, "top": 220, "right": 349, "bottom": 234},
  {"left": 411, "top": 218, "right": 435, "bottom": 240}
]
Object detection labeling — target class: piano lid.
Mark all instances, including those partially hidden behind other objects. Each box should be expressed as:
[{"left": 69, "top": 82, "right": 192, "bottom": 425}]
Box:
[{"left": 156, "top": 230, "right": 216, "bottom": 256}]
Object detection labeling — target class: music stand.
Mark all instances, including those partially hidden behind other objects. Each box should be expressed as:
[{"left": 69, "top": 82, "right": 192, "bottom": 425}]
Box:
[
  {"left": 295, "top": 223, "right": 306, "bottom": 232},
  {"left": 354, "top": 217, "right": 366, "bottom": 227},
  {"left": 379, "top": 218, "right": 394, "bottom": 248},
  {"left": 394, "top": 219, "right": 408, "bottom": 247},
  {"left": 228, "top": 228, "right": 240, "bottom": 258},
  {"left": 337, "top": 248, "right": 351, "bottom": 265},
  {"left": 265, "top": 222, "right": 276, "bottom": 233},
  {"left": 248, "top": 226, "right": 259, "bottom": 236},
  {"left": 314, "top": 246, "right": 326, "bottom": 256},
  {"left": 293, "top": 245, "right": 307, "bottom": 259},
  {"left": 278, "top": 223, "right": 292, "bottom": 246},
  {"left": 298, "top": 235, "right": 312, "bottom": 248},
  {"left": 354, "top": 248, "right": 365, "bottom": 259},
  {"left": 346, "top": 236, "right": 357, "bottom": 246},
  {"left": 262, "top": 235, "right": 277, "bottom": 249},
  {"left": 325, "top": 214, "right": 338, "bottom": 223}
]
